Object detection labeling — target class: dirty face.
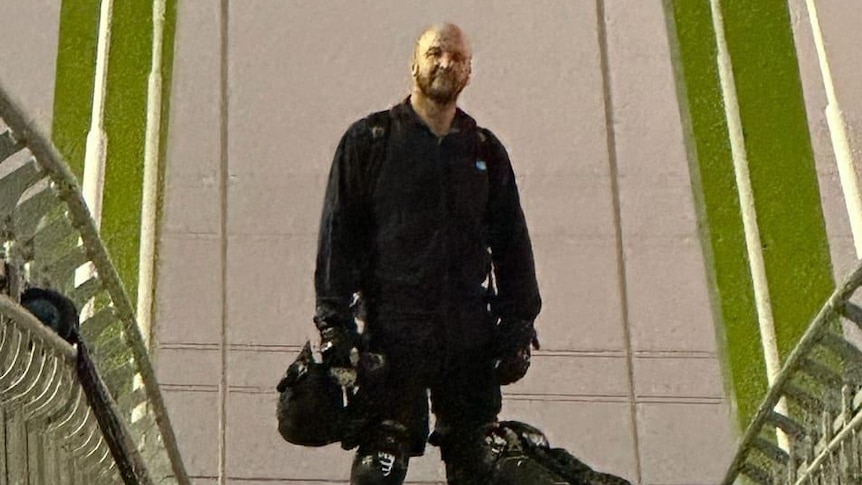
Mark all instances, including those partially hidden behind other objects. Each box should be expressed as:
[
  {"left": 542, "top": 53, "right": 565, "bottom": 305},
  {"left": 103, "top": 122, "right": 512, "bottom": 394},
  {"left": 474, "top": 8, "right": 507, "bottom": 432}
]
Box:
[{"left": 412, "top": 25, "right": 472, "bottom": 105}]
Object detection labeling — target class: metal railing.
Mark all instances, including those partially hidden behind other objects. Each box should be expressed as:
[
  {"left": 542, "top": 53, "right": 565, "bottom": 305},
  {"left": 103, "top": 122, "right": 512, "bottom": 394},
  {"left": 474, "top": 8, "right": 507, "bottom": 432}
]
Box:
[
  {"left": 0, "top": 294, "right": 125, "bottom": 483},
  {"left": 0, "top": 85, "right": 189, "bottom": 484},
  {"left": 723, "top": 262, "right": 862, "bottom": 484}
]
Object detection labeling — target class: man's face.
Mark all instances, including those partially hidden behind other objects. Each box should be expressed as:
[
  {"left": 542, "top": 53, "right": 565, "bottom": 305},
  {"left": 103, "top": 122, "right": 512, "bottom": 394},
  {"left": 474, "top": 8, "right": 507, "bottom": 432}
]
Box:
[{"left": 412, "top": 28, "right": 472, "bottom": 105}]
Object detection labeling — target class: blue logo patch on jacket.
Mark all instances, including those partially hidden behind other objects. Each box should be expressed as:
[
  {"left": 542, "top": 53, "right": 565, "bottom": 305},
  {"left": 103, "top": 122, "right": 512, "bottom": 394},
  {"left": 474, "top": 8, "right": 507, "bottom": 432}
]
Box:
[{"left": 475, "top": 160, "right": 487, "bottom": 171}]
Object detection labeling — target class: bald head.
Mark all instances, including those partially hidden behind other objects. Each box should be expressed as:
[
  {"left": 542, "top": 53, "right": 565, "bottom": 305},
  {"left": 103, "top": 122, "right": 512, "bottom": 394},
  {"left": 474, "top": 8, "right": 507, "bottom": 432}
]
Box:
[
  {"left": 410, "top": 23, "right": 472, "bottom": 105},
  {"left": 412, "top": 23, "right": 472, "bottom": 65}
]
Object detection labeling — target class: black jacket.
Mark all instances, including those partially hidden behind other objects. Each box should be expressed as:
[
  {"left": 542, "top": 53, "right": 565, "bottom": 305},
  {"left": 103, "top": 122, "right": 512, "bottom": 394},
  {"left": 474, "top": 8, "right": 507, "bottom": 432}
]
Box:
[{"left": 315, "top": 98, "right": 540, "bottom": 335}]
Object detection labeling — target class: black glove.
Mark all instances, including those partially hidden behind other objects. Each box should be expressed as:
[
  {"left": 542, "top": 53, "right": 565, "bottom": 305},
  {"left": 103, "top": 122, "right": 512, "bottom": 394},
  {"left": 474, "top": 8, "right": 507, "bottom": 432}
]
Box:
[
  {"left": 494, "top": 319, "right": 540, "bottom": 385},
  {"left": 314, "top": 315, "right": 360, "bottom": 369}
]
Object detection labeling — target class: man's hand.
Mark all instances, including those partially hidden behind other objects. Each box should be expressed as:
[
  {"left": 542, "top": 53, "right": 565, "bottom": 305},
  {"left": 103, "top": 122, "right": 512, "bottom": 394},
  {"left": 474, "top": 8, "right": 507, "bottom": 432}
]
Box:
[
  {"left": 315, "top": 316, "right": 360, "bottom": 369},
  {"left": 494, "top": 319, "right": 540, "bottom": 385}
]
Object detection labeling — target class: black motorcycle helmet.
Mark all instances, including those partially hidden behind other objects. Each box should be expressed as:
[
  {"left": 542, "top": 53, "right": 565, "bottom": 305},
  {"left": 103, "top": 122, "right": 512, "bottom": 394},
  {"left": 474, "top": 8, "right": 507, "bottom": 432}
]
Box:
[
  {"left": 20, "top": 287, "right": 80, "bottom": 344},
  {"left": 276, "top": 341, "right": 345, "bottom": 446}
]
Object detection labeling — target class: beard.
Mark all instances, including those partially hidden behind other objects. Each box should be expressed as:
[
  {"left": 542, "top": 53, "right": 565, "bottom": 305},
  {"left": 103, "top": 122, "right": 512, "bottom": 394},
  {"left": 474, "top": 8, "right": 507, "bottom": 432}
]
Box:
[{"left": 415, "top": 69, "right": 467, "bottom": 105}]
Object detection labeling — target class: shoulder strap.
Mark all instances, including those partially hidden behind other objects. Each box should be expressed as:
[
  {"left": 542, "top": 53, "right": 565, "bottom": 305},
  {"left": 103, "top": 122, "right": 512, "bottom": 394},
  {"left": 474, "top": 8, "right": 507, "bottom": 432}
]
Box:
[
  {"left": 367, "top": 109, "right": 392, "bottom": 141},
  {"left": 476, "top": 127, "right": 498, "bottom": 171},
  {"left": 363, "top": 109, "right": 393, "bottom": 203},
  {"left": 352, "top": 110, "right": 392, "bottom": 309},
  {"left": 475, "top": 127, "right": 499, "bottom": 307}
]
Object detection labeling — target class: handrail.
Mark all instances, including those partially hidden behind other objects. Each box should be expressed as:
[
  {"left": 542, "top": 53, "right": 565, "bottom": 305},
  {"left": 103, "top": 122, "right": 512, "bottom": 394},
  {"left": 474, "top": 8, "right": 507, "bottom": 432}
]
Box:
[
  {"left": 0, "top": 84, "right": 189, "bottom": 484},
  {"left": 723, "top": 260, "right": 862, "bottom": 484},
  {"left": 0, "top": 296, "right": 123, "bottom": 483}
]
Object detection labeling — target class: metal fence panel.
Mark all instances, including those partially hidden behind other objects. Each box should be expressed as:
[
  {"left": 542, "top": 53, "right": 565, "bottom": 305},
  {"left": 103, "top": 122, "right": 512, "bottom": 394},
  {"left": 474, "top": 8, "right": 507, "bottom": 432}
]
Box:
[{"left": 0, "top": 84, "right": 189, "bottom": 484}]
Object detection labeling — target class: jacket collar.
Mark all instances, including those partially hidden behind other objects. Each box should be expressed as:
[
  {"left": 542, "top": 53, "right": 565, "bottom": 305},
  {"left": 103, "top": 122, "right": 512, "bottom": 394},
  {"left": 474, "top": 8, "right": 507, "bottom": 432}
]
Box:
[{"left": 394, "top": 95, "right": 477, "bottom": 135}]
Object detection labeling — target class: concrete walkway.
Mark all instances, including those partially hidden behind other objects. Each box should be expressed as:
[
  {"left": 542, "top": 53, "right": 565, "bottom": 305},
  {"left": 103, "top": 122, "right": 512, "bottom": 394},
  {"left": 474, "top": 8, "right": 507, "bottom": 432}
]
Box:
[{"left": 153, "top": 2, "right": 733, "bottom": 483}]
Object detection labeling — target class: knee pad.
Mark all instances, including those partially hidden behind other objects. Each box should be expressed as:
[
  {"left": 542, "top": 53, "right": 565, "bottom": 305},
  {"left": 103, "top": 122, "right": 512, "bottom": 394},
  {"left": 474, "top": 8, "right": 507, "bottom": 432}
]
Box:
[{"left": 350, "top": 420, "right": 410, "bottom": 485}]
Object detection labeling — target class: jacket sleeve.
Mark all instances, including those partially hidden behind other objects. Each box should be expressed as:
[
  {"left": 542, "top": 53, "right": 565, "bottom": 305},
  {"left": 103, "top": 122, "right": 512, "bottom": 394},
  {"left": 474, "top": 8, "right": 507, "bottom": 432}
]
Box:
[
  {"left": 314, "top": 121, "right": 373, "bottom": 325},
  {"left": 484, "top": 129, "right": 542, "bottom": 323}
]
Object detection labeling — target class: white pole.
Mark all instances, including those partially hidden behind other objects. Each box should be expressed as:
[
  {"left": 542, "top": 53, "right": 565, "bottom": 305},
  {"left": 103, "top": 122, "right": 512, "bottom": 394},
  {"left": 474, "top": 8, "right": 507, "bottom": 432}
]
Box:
[
  {"left": 708, "top": 0, "right": 789, "bottom": 450},
  {"left": 132, "top": 0, "right": 168, "bottom": 426},
  {"left": 76, "top": 0, "right": 114, "bottom": 319},
  {"left": 81, "top": 0, "right": 113, "bottom": 229},
  {"left": 137, "top": 0, "right": 167, "bottom": 352},
  {"left": 803, "top": 0, "right": 862, "bottom": 258}
]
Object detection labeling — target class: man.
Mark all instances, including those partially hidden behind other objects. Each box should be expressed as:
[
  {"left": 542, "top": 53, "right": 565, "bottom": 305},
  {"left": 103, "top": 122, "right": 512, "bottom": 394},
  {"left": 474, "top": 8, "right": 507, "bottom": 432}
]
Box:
[{"left": 314, "top": 23, "right": 541, "bottom": 484}]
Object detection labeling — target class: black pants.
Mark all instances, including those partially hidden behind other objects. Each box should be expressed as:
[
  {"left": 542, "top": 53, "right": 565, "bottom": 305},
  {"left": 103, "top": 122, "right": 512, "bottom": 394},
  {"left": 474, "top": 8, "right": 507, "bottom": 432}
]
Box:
[{"left": 345, "top": 308, "right": 502, "bottom": 457}]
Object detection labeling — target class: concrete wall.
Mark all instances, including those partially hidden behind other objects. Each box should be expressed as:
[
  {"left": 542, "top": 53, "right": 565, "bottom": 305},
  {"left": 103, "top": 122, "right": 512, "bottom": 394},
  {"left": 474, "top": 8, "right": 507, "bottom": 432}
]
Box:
[
  {"left": 155, "top": 2, "right": 731, "bottom": 483},
  {"left": 0, "top": 0, "right": 61, "bottom": 132},
  {"left": 6, "top": 0, "right": 862, "bottom": 483}
]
